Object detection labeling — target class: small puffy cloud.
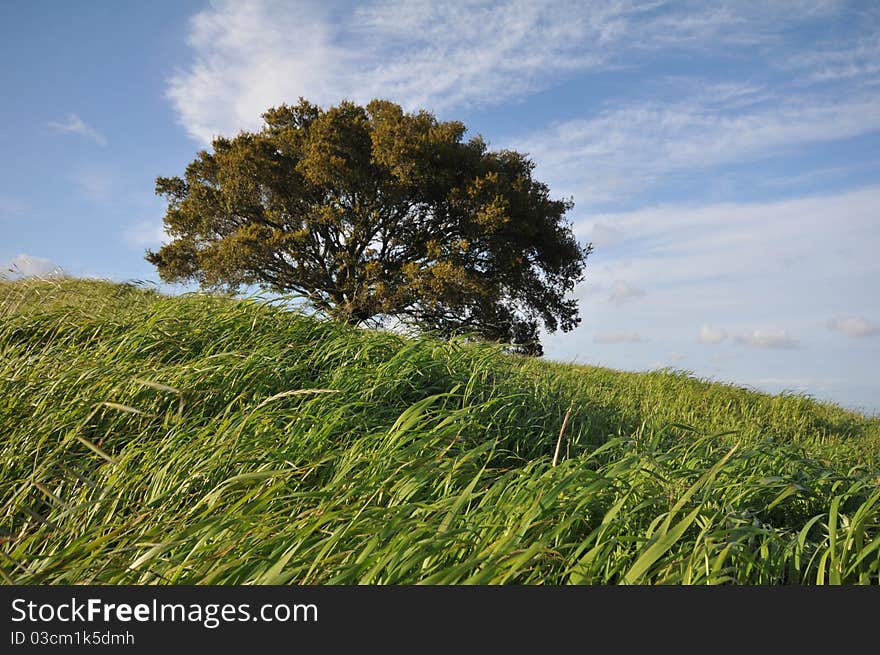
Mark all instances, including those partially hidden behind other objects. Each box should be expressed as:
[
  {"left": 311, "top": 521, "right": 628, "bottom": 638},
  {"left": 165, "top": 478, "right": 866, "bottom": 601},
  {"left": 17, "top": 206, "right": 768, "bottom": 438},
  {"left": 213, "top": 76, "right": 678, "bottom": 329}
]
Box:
[
  {"left": 4, "top": 254, "right": 64, "bottom": 278},
  {"left": 47, "top": 114, "right": 107, "bottom": 146},
  {"left": 735, "top": 329, "right": 800, "bottom": 349},
  {"left": 607, "top": 279, "right": 645, "bottom": 305},
  {"left": 827, "top": 316, "right": 879, "bottom": 338},
  {"left": 594, "top": 332, "right": 648, "bottom": 344},
  {"left": 698, "top": 324, "right": 727, "bottom": 344}
]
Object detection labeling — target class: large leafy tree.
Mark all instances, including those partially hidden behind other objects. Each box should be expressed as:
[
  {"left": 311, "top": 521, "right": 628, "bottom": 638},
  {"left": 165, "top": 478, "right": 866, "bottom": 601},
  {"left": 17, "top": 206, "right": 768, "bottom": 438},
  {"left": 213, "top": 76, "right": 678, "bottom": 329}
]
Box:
[{"left": 147, "top": 99, "right": 590, "bottom": 355}]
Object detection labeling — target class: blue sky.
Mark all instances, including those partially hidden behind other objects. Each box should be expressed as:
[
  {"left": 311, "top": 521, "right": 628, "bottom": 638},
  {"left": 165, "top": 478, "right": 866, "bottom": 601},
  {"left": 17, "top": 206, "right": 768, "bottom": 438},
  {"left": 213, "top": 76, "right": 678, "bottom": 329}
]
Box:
[{"left": 2, "top": 1, "right": 878, "bottom": 414}]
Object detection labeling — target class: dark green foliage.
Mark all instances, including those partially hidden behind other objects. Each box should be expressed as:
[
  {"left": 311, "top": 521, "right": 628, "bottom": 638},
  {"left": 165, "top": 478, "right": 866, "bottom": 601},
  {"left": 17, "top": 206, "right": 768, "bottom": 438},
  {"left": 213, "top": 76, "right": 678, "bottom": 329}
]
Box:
[{"left": 147, "top": 99, "right": 590, "bottom": 355}]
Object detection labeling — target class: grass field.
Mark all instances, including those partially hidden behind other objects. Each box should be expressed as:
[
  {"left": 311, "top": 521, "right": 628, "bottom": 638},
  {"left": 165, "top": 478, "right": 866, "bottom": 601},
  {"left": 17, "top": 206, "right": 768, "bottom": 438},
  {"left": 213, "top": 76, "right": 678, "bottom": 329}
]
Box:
[{"left": 1, "top": 278, "right": 878, "bottom": 584}]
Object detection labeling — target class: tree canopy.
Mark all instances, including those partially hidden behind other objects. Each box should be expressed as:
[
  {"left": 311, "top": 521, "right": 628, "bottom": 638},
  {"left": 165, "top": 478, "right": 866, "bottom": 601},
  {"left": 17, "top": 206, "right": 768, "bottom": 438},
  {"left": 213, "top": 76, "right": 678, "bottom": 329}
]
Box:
[{"left": 147, "top": 98, "right": 590, "bottom": 355}]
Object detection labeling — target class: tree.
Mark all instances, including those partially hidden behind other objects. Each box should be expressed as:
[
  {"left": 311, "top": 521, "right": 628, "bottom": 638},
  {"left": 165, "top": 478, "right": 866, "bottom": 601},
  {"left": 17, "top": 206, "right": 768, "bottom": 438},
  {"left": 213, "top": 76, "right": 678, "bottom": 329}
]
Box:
[{"left": 147, "top": 98, "right": 591, "bottom": 355}]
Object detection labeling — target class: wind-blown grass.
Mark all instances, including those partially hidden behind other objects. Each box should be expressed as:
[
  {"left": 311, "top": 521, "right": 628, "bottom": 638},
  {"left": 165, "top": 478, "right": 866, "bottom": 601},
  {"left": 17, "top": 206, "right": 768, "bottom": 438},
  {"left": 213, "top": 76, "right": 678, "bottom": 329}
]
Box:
[{"left": 1, "top": 278, "right": 878, "bottom": 584}]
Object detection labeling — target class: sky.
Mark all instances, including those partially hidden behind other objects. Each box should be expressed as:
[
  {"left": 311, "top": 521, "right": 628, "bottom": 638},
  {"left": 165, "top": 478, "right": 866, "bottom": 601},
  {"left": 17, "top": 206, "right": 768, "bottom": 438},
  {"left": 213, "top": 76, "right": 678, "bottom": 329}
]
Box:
[{"left": 1, "top": 0, "right": 878, "bottom": 415}]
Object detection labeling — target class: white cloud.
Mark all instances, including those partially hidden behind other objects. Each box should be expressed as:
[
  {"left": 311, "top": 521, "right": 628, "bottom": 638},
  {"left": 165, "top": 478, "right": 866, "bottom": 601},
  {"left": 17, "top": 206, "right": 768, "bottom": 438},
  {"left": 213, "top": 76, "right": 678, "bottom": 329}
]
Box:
[
  {"left": 698, "top": 324, "right": 727, "bottom": 344},
  {"left": 169, "top": 0, "right": 631, "bottom": 142},
  {"left": 781, "top": 29, "right": 880, "bottom": 84},
  {"left": 47, "top": 114, "right": 107, "bottom": 146},
  {"left": 594, "top": 331, "right": 648, "bottom": 344},
  {"left": 607, "top": 279, "right": 645, "bottom": 305},
  {"left": 168, "top": 0, "right": 849, "bottom": 144},
  {"left": 575, "top": 186, "right": 880, "bottom": 291},
  {"left": 515, "top": 90, "right": 880, "bottom": 205},
  {"left": 552, "top": 187, "right": 878, "bottom": 392},
  {"left": 3, "top": 254, "right": 64, "bottom": 279},
  {"left": 168, "top": 2, "right": 345, "bottom": 144},
  {"left": 827, "top": 316, "right": 880, "bottom": 338},
  {"left": 734, "top": 329, "right": 800, "bottom": 349}
]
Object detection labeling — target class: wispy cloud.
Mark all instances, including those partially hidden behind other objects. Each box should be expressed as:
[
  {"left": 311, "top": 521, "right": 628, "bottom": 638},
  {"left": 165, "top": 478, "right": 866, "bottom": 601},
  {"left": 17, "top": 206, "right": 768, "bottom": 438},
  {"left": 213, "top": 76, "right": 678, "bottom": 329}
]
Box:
[
  {"left": 168, "top": 0, "right": 851, "bottom": 144},
  {"left": 781, "top": 22, "right": 880, "bottom": 85},
  {"left": 515, "top": 90, "right": 880, "bottom": 205},
  {"left": 734, "top": 329, "right": 800, "bottom": 349},
  {"left": 169, "top": 0, "right": 620, "bottom": 142},
  {"left": 558, "top": 187, "right": 878, "bottom": 373},
  {"left": 3, "top": 254, "right": 64, "bottom": 279},
  {"left": 594, "top": 331, "right": 648, "bottom": 344},
  {"left": 576, "top": 186, "right": 880, "bottom": 292},
  {"left": 827, "top": 316, "right": 880, "bottom": 338},
  {"left": 47, "top": 114, "right": 107, "bottom": 146},
  {"left": 698, "top": 324, "right": 727, "bottom": 344}
]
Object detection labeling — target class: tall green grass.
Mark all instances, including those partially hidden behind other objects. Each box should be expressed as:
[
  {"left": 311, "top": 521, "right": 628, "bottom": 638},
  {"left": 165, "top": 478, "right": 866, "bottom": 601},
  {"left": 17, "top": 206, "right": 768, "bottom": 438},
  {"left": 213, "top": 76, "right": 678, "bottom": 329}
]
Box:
[{"left": 1, "top": 278, "right": 878, "bottom": 584}]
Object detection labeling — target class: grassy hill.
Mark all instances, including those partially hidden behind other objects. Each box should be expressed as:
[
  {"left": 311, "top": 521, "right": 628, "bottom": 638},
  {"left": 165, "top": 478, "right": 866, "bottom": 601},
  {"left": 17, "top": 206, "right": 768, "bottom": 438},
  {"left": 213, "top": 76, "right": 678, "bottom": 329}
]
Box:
[{"left": 1, "top": 278, "right": 878, "bottom": 584}]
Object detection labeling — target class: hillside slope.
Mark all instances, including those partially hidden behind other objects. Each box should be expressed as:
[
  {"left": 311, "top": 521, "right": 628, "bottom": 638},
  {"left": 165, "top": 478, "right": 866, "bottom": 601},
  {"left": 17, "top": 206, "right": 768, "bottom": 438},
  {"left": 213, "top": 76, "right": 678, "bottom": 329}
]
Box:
[{"left": 1, "top": 279, "right": 878, "bottom": 584}]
